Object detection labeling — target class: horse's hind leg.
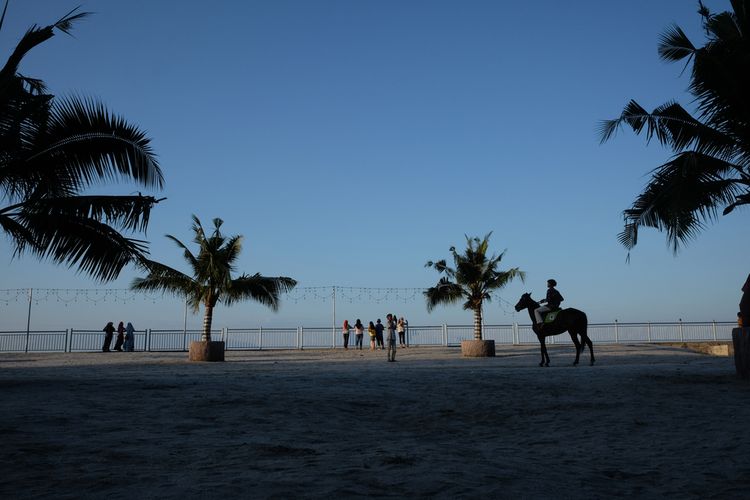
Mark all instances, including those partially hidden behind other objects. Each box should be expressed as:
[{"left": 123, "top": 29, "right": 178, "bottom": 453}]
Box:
[
  {"left": 569, "top": 332, "right": 581, "bottom": 365},
  {"left": 585, "top": 335, "right": 595, "bottom": 365}
]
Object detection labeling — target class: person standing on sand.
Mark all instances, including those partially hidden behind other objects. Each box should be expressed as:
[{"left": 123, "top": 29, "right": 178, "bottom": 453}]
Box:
[
  {"left": 397, "top": 317, "right": 407, "bottom": 347},
  {"left": 102, "top": 322, "right": 115, "bottom": 352},
  {"left": 124, "top": 322, "right": 136, "bottom": 352},
  {"left": 368, "top": 321, "right": 377, "bottom": 350},
  {"left": 113, "top": 321, "right": 125, "bottom": 351},
  {"left": 386, "top": 314, "right": 397, "bottom": 362},
  {"left": 375, "top": 319, "right": 385, "bottom": 349},
  {"left": 354, "top": 319, "right": 364, "bottom": 349},
  {"left": 342, "top": 320, "right": 351, "bottom": 349}
]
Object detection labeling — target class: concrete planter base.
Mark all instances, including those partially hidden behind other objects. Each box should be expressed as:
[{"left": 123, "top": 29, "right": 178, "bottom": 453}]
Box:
[
  {"left": 189, "top": 340, "right": 225, "bottom": 362},
  {"left": 461, "top": 339, "right": 495, "bottom": 357}
]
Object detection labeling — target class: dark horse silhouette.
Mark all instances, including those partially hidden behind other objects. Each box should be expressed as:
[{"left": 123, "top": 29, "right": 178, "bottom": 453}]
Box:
[{"left": 514, "top": 293, "right": 595, "bottom": 367}]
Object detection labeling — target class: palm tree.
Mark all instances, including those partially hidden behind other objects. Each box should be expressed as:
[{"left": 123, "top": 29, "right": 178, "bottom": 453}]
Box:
[
  {"left": 425, "top": 233, "right": 525, "bottom": 340},
  {"left": 131, "top": 215, "right": 297, "bottom": 342},
  {"left": 599, "top": 0, "right": 750, "bottom": 256},
  {"left": 0, "top": 3, "right": 164, "bottom": 281}
]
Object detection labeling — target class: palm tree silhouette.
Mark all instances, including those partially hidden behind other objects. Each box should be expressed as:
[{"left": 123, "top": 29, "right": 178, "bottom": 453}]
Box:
[
  {"left": 132, "top": 215, "right": 297, "bottom": 342},
  {"left": 425, "top": 233, "right": 525, "bottom": 341},
  {"left": 0, "top": 4, "right": 164, "bottom": 281}
]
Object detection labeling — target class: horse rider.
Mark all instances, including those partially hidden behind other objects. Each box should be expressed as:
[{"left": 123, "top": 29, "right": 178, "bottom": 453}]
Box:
[{"left": 534, "top": 279, "right": 564, "bottom": 329}]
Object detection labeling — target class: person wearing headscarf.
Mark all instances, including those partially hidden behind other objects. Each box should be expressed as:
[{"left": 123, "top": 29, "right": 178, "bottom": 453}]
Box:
[
  {"left": 124, "top": 322, "right": 136, "bottom": 352},
  {"left": 113, "top": 321, "right": 125, "bottom": 351}
]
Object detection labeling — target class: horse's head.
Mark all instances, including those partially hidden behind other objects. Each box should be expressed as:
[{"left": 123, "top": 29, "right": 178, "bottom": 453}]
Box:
[{"left": 514, "top": 292, "right": 534, "bottom": 312}]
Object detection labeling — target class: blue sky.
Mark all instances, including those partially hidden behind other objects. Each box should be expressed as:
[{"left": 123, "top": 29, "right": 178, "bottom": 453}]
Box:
[{"left": 1, "top": 0, "right": 748, "bottom": 330}]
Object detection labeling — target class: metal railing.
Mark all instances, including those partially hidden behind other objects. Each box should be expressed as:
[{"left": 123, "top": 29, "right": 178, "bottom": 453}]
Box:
[{"left": 0, "top": 321, "right": 737, "bottom": 353}]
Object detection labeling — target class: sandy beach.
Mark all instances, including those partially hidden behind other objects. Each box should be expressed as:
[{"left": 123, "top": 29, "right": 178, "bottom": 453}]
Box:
[{"left": 1, "top": 344, "right": 749, "bottom": 499}]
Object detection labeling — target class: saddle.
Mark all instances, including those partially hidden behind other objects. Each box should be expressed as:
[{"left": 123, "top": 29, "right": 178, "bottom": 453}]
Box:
[{"left": 542, "top": 308, "right": 562, "bottom": 324}]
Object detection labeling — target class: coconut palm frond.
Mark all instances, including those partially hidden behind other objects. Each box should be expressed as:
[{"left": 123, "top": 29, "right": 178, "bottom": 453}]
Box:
[
  {"left": 32, "top": 96, "right": 164, "bottom": 190},
  {"left": 226, "top": 274, "right": 298, "bottom": 309},
  {"left": 621, "top": 151, "right": 742, "bottom": 254},
  {"left": 13, "top": 210, "right": 150, "bottom": 281},
  {"left": 658, "top": 24, "right": 696, "bottom": 62},
  {"left": 723, "top": 191, "right": 750, "bottom": 215},
  {"left": 424, "top": 278, "right": 464, "bottom": 312}
]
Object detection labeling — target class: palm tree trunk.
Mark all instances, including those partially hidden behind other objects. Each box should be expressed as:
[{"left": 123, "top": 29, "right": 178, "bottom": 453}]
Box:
[
  {"left": 202, "top": 304, "right": 213, "bottom": 342},
  {"left": 473, "top": 306, "right": 482, "bottom": 340}
]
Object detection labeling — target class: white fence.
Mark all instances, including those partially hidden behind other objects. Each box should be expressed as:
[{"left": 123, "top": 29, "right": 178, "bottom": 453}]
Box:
[{"left": 0, "top": 321, "right": 737, "bottom": 353}]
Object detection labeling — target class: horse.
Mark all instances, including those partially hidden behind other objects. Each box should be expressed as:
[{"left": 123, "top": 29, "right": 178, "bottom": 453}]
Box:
[{"left": 514, "top": 293, "right": 595, "bottom": 367}]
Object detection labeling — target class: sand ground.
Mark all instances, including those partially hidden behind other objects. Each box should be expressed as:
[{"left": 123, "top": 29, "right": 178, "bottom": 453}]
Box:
[{"left": 1, "top": 344, "right": 749, "bottom": 499}]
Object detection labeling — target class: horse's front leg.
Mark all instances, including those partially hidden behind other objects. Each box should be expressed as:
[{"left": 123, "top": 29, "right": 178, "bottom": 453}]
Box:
[{"left": 539, "top": 337, "right": 549, "bottom": 367}]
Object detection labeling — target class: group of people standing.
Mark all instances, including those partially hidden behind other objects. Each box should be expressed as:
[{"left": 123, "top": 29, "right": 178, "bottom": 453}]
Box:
[
  {"left": 102, "top": 321, "right": 136, "bottom": 352},
  {"left": 342, "top": 315, "right": 408, "bottom": 362}
]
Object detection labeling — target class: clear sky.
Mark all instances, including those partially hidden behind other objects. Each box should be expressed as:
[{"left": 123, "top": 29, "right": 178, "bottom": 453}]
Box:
[{"left": 1, "top": 0, "right": 748, "bottom": 330}]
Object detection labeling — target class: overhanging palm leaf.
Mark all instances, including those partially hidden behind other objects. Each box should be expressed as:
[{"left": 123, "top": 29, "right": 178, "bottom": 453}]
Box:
[
  {"left": 600, "top": 1, "right": 750, "bottom": 255},
  {"left": 132, "top": 216, "right": 297, "bottom": 341},
  {"left": 618, "top": 151, "right": 744, "bottom": 253}
]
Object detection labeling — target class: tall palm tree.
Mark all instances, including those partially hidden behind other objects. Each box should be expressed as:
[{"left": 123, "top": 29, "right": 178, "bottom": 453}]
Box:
[
  {"left": 0, "top": 3, "right": 164, "bottom": 281},
  {"left": 599, "top": 0, "right": 750, "bottom": 256},
  {"left": 425, "top": 233, "right": 525, "bottom": 340},
  {"left": 131, "top": 215, "right": 297, "bottom": 342}
]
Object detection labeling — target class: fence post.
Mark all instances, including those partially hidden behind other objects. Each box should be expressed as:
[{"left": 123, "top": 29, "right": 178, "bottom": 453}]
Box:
[
  {"left": 614, "top": 320, "right": 619, "bottom": 344},
  {"left": 647, "top": 322, "right": 651, "bottom": 343},
  {"left": 679, "top": 318, "right": 684, "bottom": 342},
  {"left": 65, "top": 328, "right": 70, "bottom": 353},
  {"left": 146, "top": 328, "right": 151, "bottom": 352},
  {"left": 69, "top": 328, "right": 74, "bottom": 352},
  {"left": 712, "top": 320, "right": 717, "bottom": 341},
  {"left": 513, "top": 322, "right": 518, "bottom": 345},
  {"left": 443, "top": 324, "right": 448, "bottom": 346},
  {"left": 299, "top": 326, "right": 304, "bottom": 350},
  {"left": 223, "top": 327, "right": 228, "bottom": 348},
  {"left": 25, "top": 288, "right": 33, "bottom": 353},
  {"left": 259, "top": 326, "right": 263, "bottom": 350}
]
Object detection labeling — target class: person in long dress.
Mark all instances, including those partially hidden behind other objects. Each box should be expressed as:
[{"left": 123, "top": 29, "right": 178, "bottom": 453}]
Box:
[
  {"left": 124, "top": 322, "right": 136, "bottom": 352},
  {"left": 102, "top": 322, "right": 115, "bottom": 352}
]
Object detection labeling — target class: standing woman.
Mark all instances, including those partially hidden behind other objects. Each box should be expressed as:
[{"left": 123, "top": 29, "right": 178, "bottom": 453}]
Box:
[
  {"left": 124, "top": 322, "right": 136, "bottom": 352},
  {"left": 102, "top": 322, "right": 115, "bottom": 352},
  {"left": 113, "top": 321, "right": 126, "bottom": 351},
  {"left": 397, "top": 317, "right": 406, "bottom": 347},
  {"left": 368, "top": 321, "right": 377, "bottom": 350},
  {"left": 342, "top": 320, "right": 351, "bottom": 349},
  {"left": 354, "top": 319, "right": 364, "bottom": 350}
]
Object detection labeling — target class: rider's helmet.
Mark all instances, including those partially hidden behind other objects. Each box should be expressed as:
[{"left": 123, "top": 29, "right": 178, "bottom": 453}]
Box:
[{"left": 547, "top": 279, "right": 557, "bottom": 287}]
